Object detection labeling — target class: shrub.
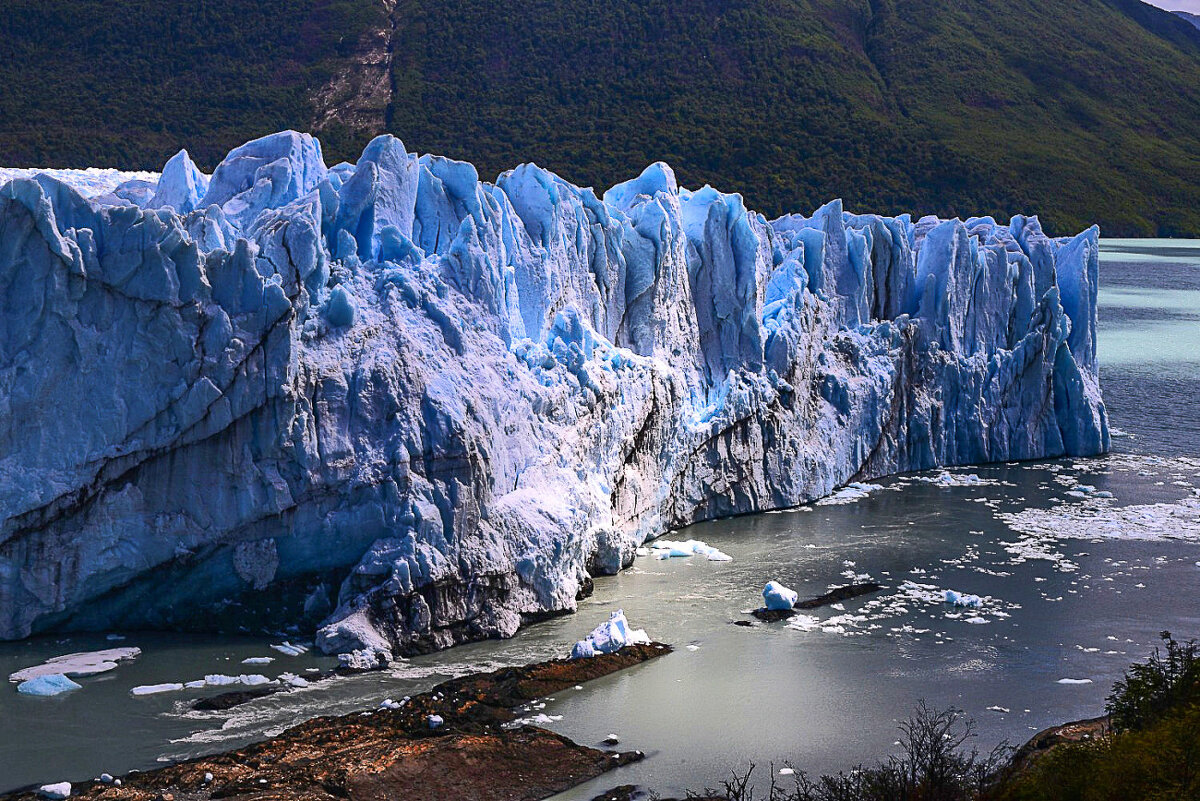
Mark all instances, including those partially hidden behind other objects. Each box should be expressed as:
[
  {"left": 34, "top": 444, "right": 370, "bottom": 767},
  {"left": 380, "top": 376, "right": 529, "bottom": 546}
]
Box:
[{"left": 1107, "top": 631, "right": 1200, "bottom": 732}]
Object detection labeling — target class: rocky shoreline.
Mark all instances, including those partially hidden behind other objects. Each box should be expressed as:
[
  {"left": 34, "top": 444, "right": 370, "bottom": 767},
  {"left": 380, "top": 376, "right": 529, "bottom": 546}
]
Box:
[{"left": 2, "top": 644, "right": 671, "bottom": 801}]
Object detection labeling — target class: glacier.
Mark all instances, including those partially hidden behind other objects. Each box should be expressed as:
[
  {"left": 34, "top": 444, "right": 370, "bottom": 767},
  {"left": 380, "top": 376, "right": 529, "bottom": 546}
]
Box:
[{"left": 0, "top": 130, "right": 1107, "bottom": 659}]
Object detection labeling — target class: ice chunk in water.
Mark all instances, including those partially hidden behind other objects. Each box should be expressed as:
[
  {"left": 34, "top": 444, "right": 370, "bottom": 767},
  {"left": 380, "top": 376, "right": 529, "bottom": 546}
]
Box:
[
  {"left": 648, "top": 539, "right": 732, "bottom": 561},
  {"left": 944, "top": 589, "right": 983, "bottom": 608},
  {"left": 763, "top": 581, "right": 798, "bottom": 611},
  {"left": 38, "top": 783, "right": 71, "bottom": 800},
  {"left": 570, "top": 610, "right": 650, "bottom": 659},
  {"left": 16, "top": 674, "right": 81, "bottom": 696}
]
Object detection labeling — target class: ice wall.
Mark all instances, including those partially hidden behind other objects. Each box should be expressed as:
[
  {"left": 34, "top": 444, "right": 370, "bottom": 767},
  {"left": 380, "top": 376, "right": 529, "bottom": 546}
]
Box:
[{"left": 0, "top": 132, "right": 1107, "bottom": 658}]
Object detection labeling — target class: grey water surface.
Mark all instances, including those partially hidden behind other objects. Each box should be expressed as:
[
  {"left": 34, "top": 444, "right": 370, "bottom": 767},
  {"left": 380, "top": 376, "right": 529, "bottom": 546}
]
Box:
[{"left": 2, "top": 239, "right": 1199, "bottom": 797}]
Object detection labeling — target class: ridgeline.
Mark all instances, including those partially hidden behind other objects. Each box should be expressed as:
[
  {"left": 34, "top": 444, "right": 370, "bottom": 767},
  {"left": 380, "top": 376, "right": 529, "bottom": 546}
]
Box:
[{"left": 2, "top": 0, "right": 1200, "bottom": 236}]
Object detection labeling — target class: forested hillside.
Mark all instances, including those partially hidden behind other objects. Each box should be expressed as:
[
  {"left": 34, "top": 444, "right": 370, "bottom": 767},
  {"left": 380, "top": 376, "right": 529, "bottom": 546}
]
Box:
[{"left": 3, "top": 0, "right": 1200, "bottom": 235}]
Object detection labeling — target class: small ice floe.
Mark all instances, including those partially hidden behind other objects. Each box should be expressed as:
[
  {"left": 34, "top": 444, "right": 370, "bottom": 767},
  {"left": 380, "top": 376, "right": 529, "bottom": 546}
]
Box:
[
  {"left": 130, "top": 683, "right": 185, "bottom": 696},
  {"left": 17, "top": 674, "right": 82, "bottom": 696},
  {"left": 520, "top": 713, "right": 563, "bottom": 725},
  {"left": 816, "top": 482, "right": 882, "bottom": 506},
  {"left": 270, "top": 641, "right": 308, "bottom": 657},
  {"left": 987, "top": 706, "right": 1011, "bottom": 713},
  {"left": 278, "top": 672, "right": 309, "bottom": 688},
  {"left": 10, "top": 647, "right": 141, "bottom": 683},
  {"left": 763, "top": 581, "right": 798, "bottom": 611},
  {"left": 379, "top": 698, "right": 403, "bottom": 710},
  {"left": 1057, "top": 678, "right": 1093, "bottom": 685},
  {"left": 648, "top": 538, "right": 732, "bottom": 561},
  {"left": 944, "top": 589, "right": 983, "bottom": 609},
  {"left": 570, "top": 610, "right": 651, "bottom": 659},
  {"left": 37, "top": 783, "right": 71, "bottom": 800},
  {"left": 603, "top": 733, "right": 620, "bottom": 745},
  {"left": 202, "top": 674, "right": 272, "bottom": 687},
  {"left": 427, "top": 714, "right": 444, "bottom": 729},
  {"left": 241, "top": 657, "right": 274, "bottom": 665},
  {"left": 98, "top": 775, "right": 113, "bottom": 785},
  {"left": 105, "top": 634, "right": 126, "bottom": 641},
  {"left": 918, "top": 471, "right": 992, "bottom": 487}
]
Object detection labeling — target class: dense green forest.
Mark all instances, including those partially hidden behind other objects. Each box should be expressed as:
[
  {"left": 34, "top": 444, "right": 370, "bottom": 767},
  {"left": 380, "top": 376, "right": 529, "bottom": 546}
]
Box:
[{"left": 2, "top": 0, "right": 1200, "bottom": 236}]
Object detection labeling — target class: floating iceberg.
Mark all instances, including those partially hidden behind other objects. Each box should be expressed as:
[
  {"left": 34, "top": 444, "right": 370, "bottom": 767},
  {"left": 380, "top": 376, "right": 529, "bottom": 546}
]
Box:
[
  {"left": 763, "top": 581, "right": 799, "bottom": 611},
  {"left": 944, "top": 589, "right": 983, "bottom": 608},
  {"left": 648, "top": 539, "right": 732, "bottom": 561},
  {"left": 16, "top": 674, "right": 82, "bottom": 696},
  {"left": 918, "top": 471, "right": 992, "bottom": 487},
  {"left": 0, "top": 131, "right": 1107, "bottom": 656},
  {"left": 815, "top": 483, "right": 883, "bottom": 506},
  {"left": 130, "top": 683, "right": 185, "bottom": 696},
  {"left": 570, "top": 610, "right": 651, "bottom": 659},
  {"left": 9, "top": 648, "right": 141, "bottom": 683}
]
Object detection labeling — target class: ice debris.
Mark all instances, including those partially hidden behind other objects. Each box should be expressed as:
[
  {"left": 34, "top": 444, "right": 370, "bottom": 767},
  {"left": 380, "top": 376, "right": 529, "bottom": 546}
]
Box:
[
  {"left": 816, "top": 483, "right": 883, "bottom": 506},
  {"left": 37, "top": 783, "right": 71, "bottom": 800},
  {"left": 570, "top": 610, "right": 651, "bottom": 659}
]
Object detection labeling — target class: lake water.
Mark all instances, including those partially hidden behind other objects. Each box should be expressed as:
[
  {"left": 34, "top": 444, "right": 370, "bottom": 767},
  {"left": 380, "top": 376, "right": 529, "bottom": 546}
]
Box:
[{"left": 3, "top": 240, "right": 1200, "bottom": 796}]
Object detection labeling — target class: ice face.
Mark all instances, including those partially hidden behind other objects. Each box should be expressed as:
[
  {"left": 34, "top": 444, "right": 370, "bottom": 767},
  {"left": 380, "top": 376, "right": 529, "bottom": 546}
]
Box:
[{"left": 0, "top": 131, "right": 1108, "bottom": 656}]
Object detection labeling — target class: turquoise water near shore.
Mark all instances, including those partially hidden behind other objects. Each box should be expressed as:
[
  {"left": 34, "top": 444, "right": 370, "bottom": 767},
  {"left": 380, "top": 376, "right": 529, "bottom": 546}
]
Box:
[{"left": 2, "top": 239, "right": 1199, "bottom": 797}]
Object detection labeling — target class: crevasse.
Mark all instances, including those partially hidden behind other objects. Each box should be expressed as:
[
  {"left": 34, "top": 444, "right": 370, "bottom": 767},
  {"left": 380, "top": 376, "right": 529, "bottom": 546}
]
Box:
[{"left": 0, "top": 131, "right": 1107, "bottom": 660}]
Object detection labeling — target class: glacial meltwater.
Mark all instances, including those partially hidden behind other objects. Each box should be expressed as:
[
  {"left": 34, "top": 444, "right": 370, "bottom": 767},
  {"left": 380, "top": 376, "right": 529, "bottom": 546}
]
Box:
[{"left": 3, "top": 240, "right": 1200, "bottom": 796}]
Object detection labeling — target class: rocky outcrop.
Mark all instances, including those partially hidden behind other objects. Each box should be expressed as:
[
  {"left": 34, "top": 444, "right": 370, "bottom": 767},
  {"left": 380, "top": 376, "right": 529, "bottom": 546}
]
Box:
[
  {"left": 0, "top": 131, "right": 1107, "bottom": 657},
  {"left": 0, "top": 644, "right": 670, "bottom": 801}
]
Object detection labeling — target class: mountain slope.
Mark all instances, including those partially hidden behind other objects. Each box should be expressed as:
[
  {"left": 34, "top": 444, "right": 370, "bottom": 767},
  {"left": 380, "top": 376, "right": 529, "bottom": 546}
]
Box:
[{"left": 1, "top": 0, "right": 1199, "bottom": 235}]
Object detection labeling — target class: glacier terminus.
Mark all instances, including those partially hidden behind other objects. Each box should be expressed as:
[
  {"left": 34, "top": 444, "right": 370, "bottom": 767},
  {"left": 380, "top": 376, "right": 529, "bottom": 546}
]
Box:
[{"left": 0, "top": 131, "right": 1107, "bottom": 665}]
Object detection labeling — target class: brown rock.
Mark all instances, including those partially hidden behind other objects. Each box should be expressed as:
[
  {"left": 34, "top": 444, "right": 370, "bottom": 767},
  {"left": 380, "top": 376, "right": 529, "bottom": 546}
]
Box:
[{"left": 1, "top": 644, "right": 671, "bottom": 801}]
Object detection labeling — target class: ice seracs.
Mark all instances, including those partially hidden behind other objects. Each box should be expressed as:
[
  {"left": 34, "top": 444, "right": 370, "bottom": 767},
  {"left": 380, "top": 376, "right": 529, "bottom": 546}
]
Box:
[{"left": 0, "top": 130, "right": 1108, "bottom": 657}]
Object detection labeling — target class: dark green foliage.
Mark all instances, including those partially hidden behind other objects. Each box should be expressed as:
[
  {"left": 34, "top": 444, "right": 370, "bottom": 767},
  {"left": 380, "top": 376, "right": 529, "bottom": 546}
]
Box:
[
  {"left": 1107, "top": 630, "right": 1200, "bottom": 732},
  {"left": 0, "top": 0, "right": 386, "bottom": 169},
  {"left": 383, "top": 0, "right": 1200, "bottom": 237},
  {"left": 3, "top": 0, "right": 1200, "bottom": 235},
  {"left": 993, "top": 705, "right": 1200, "bottom": 801}
]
